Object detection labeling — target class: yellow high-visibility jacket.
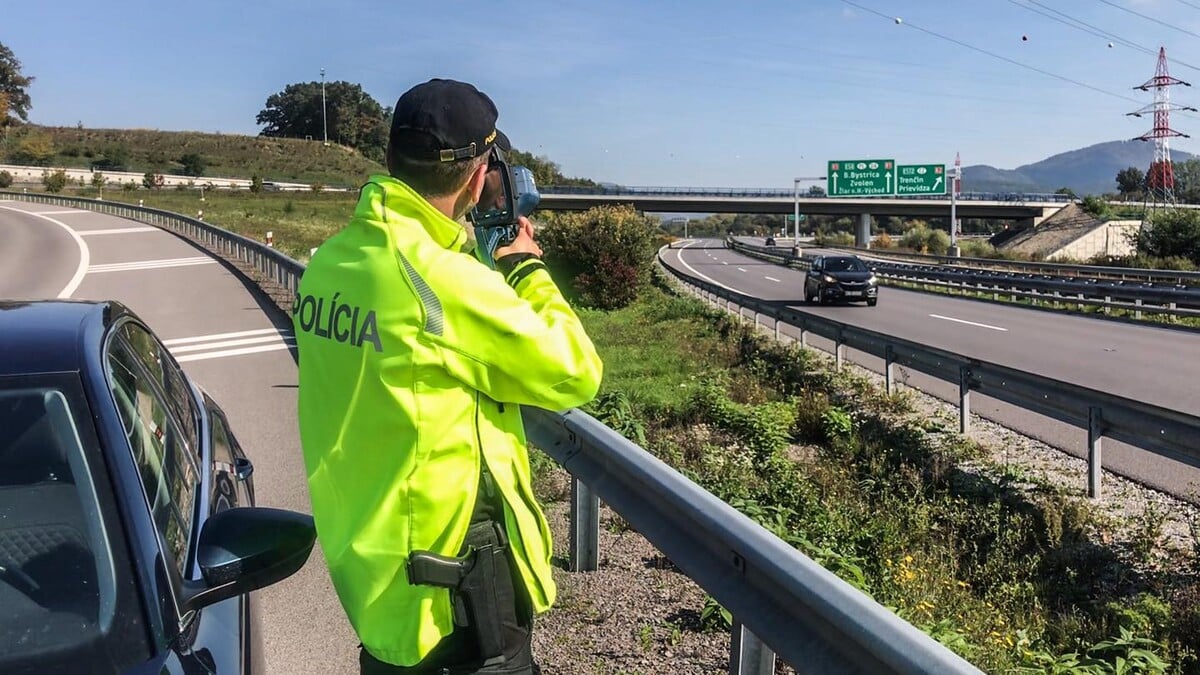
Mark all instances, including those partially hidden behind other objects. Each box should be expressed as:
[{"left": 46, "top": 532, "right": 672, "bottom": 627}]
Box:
[{"left": 293, "top": 175, "right": 602, "bottom": 666}]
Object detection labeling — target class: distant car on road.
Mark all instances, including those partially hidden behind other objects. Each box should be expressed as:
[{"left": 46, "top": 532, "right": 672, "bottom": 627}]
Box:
[
  {"left": 765, "top": 236, "right": 777, "bottom": 247},
  {"left": 804, "top": 255, "right": 879, "bottom": 306},
  {"left": 0, "top": 300, "right": 315, "bottom": 674}
]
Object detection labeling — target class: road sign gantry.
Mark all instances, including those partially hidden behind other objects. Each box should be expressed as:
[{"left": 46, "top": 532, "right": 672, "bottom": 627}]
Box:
[{"left": 826, "top": 160, "right": 947, "bottom": 197}]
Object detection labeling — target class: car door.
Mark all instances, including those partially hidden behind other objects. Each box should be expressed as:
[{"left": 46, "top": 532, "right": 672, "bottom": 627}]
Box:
[
  {"left": 105, "top": 322, "right": 246, "bottom": 674},
  {"left": 806, "top": 257, "right": 822, "bottom": 294}
]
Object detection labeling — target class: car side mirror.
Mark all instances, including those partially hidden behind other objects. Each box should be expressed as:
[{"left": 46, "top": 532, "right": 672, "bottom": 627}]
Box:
[{"left": 182, "top": 507, "right": 316, "bottom": 613}]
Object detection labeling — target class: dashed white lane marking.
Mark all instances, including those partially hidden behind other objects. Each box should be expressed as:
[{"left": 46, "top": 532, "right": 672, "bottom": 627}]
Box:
[
  {"left": 929, "top": 314, "right": 1008, "bottom": 332},
  {"left": 78, "top": 227, "right": 157, "bottom": 236},
  {"left": 673, "top": 241, "right": 737, "bottom": 292},
  {"left": 88, "top": 256, "right": 217, "bottom": 273},
  {"left": 737, "top": 267, "right": 747, "bottom": 272},
  {"left": 721, "top": 261, "right": 729, "bottom": 265},
  {"left": 765, "top": 276, "right": 781, "bottom": 282},
  {"left": 0, "top": 204, "right": 89, "bottom": 298},
  {"left": 164, "top": 327, "right": 295, "bottom": 363}
]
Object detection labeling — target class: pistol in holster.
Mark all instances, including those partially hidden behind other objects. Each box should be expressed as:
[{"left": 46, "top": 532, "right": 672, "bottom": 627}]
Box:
[{"left": 406, "top": 523, "right": 511, "bottom": 665}]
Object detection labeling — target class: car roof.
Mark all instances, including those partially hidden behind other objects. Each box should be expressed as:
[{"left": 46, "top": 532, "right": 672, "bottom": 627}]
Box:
[{"left": 0, "top": 300, "right": 128, "bottom": 377}]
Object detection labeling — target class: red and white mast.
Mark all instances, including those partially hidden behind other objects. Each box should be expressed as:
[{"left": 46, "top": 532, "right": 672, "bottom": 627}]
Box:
[{"left": 1128, "top": 47, "right": 1194, "bottom": 204}]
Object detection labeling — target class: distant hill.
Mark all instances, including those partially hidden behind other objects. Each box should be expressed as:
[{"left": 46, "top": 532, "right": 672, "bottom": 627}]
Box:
[
  {"left": 963, "top": 140, "right": 1197, "bottom": 196},
  {"left": 6, "top": 125, "right": 386, "bottom": 187}
]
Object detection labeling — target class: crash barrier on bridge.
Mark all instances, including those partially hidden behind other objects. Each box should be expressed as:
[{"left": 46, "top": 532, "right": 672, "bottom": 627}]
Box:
[
  {"left": 731, "top": 239, "right": 1200, "bottom": 319},
  {"left": 813, "top": 242, "right": 1200, "bottom": 286},
  {"left": 543, "top": 185, "right": 1074, "bottom": 203},
  {"left": 2, "top": 191, "right": 982, "bottom": 674},
  {"left": 659, "top": 248, "right": 1200, "bottom": 502}
]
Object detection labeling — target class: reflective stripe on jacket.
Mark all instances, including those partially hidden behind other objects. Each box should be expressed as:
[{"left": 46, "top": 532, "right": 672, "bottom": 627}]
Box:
[{"left": 294, "top": 174, "right": 603, "bottom": 666}]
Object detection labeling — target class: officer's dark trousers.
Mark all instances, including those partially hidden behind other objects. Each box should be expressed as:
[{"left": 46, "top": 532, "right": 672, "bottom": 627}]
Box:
[{"left": 358, "top": 521, "right": 539, "bottom": 675}]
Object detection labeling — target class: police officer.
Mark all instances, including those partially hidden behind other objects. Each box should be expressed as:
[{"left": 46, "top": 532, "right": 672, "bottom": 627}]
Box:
[{"left": 294, "top": 78, "right": 603, "bottom": 674}]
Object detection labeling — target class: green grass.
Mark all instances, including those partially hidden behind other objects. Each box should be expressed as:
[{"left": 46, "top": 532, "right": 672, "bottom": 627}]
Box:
[{"left": 5, "top": 125, "right": 385, "bottom": 187}]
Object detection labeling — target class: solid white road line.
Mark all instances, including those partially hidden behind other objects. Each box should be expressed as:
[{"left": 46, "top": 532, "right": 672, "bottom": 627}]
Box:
[
  {"left": 78, "top": 227, "right": 157, "bottom": 236},
  {"left": 0, "top": 204, "right": 89, "bottom": 298},
  {"left": 32, "top": 210, "right": 89, "bottom": 215},
  {"left": 88, "top": 256, "right": 216, "bottom": 273},
  {"left": 928, "top": 313, "right": 1008, "bottom": 332},
  {"left": 175, "top": 343, "right": 295, "bottom": 363},
  {"left": 163, "top": 327, "right": 290, "bottom": 346},
  {"left": 765, "top": 276, "right": 781, "bottom": 282}
]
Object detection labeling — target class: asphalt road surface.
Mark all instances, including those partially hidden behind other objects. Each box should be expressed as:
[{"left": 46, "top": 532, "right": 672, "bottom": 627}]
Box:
[
  {"left": 665, "top": 239, "right": 1200, "bottom": 500},
  {"left": 0, "top": 200, "right": 358, "bottom": 673}
]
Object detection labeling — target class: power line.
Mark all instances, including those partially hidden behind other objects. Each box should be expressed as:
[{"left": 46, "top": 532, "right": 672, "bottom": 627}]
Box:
[
  {"left": 1095, "top": 0, "right": 1200, "bottom": 40},
  {"left": 1008, "top": 0, "right": 1200, "bottom": 72},
  {"left": 1179, "top": 0, "right": 1200, "bottom": 10},
  {"left": 840, "top": 0, "right": 1144, "bottom": 105}
]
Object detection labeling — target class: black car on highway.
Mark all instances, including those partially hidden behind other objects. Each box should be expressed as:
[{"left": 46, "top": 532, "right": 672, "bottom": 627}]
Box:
[
  {"left": 0, "top": 300, "right": 315, "bottom": 674},
  {"left": 804, "top": 255, "right": 879, "bottom": 306}
]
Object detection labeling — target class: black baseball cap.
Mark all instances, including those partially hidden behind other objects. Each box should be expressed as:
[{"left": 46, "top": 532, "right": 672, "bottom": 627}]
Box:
[{"left": 389, "top": 79, "right": 511, "bottom": 163}]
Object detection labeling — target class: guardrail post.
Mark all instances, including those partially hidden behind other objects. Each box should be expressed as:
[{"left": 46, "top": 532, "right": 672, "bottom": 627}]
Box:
[
  {"left": 1104, "top": 296, "right": 1111, "bottom": 315},
  {"left": 569, "top": 477, "right": 600, "bottom": 572},
  {"left": 773, "top": 318, "right": 780, "bottom": 342},
  {"left": 1135, "top": 298, "right": 1143, "bottom": 320},
  {"left": 884, "top": 345, "right": 896, "bottom": 396},
  {"left": 834, "top": 331, "right": 845, "bottom": 371},
  {"left": 752, "top": 311, "right": 760, "bottom": 329},
  {"left": 1088, "top": 407, "right": 1104, "bottom": 500},
  {"left": 729, "top": 620, "right": 775, "bottom": 675},
  {"left": 958, "top": 366, "right": 972, "bottom": 435}
]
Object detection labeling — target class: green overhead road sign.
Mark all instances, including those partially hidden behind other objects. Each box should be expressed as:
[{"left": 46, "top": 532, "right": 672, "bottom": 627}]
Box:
[
  {"left": 827, "top": 160, "right": 895, "bottom": 197},
  {"left": 896, "top": 164, "right": 947, "bottom": 195}
]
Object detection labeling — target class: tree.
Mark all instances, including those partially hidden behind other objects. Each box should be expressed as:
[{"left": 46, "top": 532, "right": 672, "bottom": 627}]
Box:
[
  {"left": 0, "top": 170, "right": 11, "bottom": 188},
  {"left": 11, "top": 131, "right": 55, "bottom": 165},
  {"left": 249, "top": 174, "right": 263, "bottom": 194},
  {"left": 256, "top": 80, "right": 390, "bottom": 162},
  {"left": 1055, "top": 186, "right": 1077, "bottom": 200},
  {"left": 0, "top": 43, "right": 34, "bottom": 133},
  {"left": 179, "top": 152, "right": 207, "bottom": 177},
  {"left": 1137, "top": 208, "right": 1200, "bottom": 265},
  {"left": 92, "top": 143, "right": 130, "bottom": 171},
  {"left": 91, "top": 172, "right": 105, "bottom": 189},
  {"left": 1115, "top": 167, "right": 1145, "bottom": 200},
  {"left": 807, "top": 185, "right": 826, "bottom": 197},
  {"left": 42, "top": 169, "right": 67, "bottom": 193}
]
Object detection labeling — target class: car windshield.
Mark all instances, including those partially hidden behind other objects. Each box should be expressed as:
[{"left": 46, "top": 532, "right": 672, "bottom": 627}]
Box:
[
  {"left": 826, "top": 257, "right": 868, "bottom": 272},
  {"left": 0, "top": 379, "right": 123, "bottom": 670}
]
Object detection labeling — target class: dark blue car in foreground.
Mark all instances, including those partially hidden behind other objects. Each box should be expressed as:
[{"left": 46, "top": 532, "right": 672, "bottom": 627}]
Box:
[{"left": 0, "top": 300, "right": 315, "bottom": 674}]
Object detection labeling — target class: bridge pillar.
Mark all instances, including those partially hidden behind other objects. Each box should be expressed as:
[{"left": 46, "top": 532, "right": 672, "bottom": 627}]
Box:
[{"left": 856, "top": 213, "right": 872, "bottom": 248}]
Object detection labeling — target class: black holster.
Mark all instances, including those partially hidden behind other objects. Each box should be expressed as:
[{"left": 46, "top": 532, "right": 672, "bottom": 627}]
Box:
[{"left": 407, "top": 521, "right": 521, "bottom": 667}]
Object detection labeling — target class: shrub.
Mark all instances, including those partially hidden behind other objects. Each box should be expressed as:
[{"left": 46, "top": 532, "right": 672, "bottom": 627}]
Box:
[
  {"left": 249, "top": 174, "right": 263, "bottom": 194},
  {"left": 874, "top": 231, "right": 894, "bottom": 248},
  {"left": 1080, "top": 195, "right": 1113, "bottom": 220},
  {"left": 310, "top": 182, "right": 324, "bottom": 193},
  {"left": 142, "top": 172, "right": 164, "bottom": 190},
  {"left": 11, "top": 132, "right": 55, "bottom": 165},
  {"left": 0, "top": 170, "right": 12, "bottom": 188},
  {"left": 900, "top": 222, "right": 951, "bottom": 255},
  {"left": 1137, "top": 208, "right": 1200, "bottom": 266},
  {"left": 179, "top": 152, "right": 206, "bottom": 177},
  {"left": 42, "top": 169, "right": 68, "bottom": 193},
  {"left": 539, "top": 205, "right": 659, "bottom": 310},
  {"left": 815, "top": 231, "right": 855, "bottom": 247},
  {"left": 90, "top": 172, "right": 105, "bottom": 189}
]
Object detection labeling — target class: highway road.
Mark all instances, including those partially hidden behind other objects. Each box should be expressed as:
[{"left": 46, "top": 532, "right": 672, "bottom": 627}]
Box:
[
  {"left": 664, "top": 239, "right": 1200, "bottom": 499},
  {"left": 0, "top": 200, "right": 358, "bottom": 673}
]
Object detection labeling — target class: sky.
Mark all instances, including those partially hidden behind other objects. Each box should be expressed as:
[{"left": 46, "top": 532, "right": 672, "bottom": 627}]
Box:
[{"left": 7, "top": 0, "right": 1200, "bottom": 188}]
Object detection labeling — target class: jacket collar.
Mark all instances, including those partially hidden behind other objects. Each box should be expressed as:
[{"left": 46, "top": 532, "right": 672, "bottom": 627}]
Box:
[{"left": 357, "top": 174, "right": 470, "bottom": 252}]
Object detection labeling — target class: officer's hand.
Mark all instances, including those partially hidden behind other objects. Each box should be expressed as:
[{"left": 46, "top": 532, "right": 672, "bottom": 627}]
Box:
[{"left": 496, "top": 217, "right": 542, "bottom": 258}]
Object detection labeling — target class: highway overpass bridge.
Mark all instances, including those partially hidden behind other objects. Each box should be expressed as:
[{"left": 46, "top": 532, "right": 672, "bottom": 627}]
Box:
[{"left": 538, "top": 187, "right": 1071, "bottom": 245}]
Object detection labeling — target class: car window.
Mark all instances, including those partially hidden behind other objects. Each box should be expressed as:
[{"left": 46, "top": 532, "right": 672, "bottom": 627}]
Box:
[
  {"left": 826, "top": 257, "right": 868, "bottom": 272},
  {"left": 106, "top": 333, "right": 199, "bottom": 578},
  {"left": 0, "top": 376, "right": 147, "bottom": 670},
  {"left": 116, "top": 323, "right": 200, "bottom": 455}
]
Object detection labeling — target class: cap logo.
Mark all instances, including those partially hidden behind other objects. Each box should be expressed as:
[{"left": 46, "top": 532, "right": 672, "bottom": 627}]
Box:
[{"left": 484, "top": 129, "right": 497, "bottom": 144}]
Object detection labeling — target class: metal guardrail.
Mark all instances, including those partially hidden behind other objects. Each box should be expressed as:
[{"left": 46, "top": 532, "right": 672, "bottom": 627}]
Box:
[
  {"left": 732, "top": 240, "right": 1200, "bottom": 318},
  {"left": 542, "top": 185, "right": 1073, "bottom": 203},
  {"left": 814, "top": 242, "right": 1200, "bottom": 285},
  {"left": 2, "top": 191, "right": 982, "bottom": 674},
  {"left": 660, "top": 247, "right": 1200, "bottom": 496}
]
